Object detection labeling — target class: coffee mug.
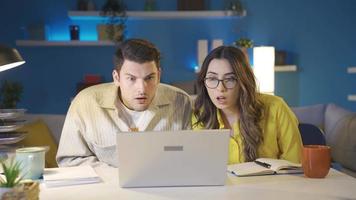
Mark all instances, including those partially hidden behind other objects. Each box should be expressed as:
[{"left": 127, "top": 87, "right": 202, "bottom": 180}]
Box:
[
  {"left": 302, "top": 145, "right": 331, "bottom": 178},
  {"left": 15, "top": 146, "right": 48, "bottom": 180}
]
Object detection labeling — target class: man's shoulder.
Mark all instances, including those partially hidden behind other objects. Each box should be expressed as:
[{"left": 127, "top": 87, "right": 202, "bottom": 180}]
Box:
[
  {"left": 157, "top": 83, "right": 190, "bottom": 100},
  {"left": 154, "top": 83, "right": 192, "bottom": 107},
  {"left": 73, "top": 82, "right": 116, "bottom": 105},
  {"left": 77, "top": 82, "right": 115, "bottom": 96}
]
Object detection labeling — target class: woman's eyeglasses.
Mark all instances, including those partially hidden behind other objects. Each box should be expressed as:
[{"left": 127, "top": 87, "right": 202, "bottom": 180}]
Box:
[{"left": 204, "top": 77, "right": 237, "bottom": 89}]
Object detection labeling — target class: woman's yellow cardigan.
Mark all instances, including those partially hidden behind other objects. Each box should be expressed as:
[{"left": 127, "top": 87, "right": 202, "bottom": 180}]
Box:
[{"left": 192, "top": 94, "right": 302, "bottom": 164}]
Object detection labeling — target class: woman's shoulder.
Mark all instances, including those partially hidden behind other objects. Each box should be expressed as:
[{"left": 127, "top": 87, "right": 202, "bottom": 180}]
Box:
[
  {"left": 258, "top": 93, "right": 283, "bottom": 103},
  {"left": 258, "top": 93, "right": 290, "bottom": 112}
]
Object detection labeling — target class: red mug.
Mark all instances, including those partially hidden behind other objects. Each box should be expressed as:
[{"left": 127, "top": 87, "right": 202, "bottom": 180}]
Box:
[{"left": 302, "top": 145, "right": 331, "bottom": 178}]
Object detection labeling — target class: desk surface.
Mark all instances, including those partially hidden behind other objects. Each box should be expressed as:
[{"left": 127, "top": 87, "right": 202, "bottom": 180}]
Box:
[{"left": 40, "top": 166, "right": 356, "bottom": 200}]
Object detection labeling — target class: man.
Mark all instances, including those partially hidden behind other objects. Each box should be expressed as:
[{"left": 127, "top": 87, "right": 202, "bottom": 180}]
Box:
[{"left": 56, "top": 39, "right": 192, "bottom": 167}]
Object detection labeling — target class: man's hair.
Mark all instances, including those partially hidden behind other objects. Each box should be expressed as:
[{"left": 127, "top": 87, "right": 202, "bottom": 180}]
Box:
[{"left": 114, "top": 38, "right": 161, "bottom": 70}]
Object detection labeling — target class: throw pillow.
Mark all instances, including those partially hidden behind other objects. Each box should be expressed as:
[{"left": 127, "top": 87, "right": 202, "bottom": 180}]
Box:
[
  {"left": 324, "top": 103, "right": 352, "bottom": 135},
  {"left": 17, "top": 119, "right": 58, "bottom": 168},
  {"left": 327, "top": 114, "right": 356, "bottom": 171}
]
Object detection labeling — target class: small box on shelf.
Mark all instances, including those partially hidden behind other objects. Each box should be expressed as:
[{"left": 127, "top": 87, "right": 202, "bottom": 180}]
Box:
[
  {"left": 24, "top": 24, "right": 49, "bottom": 41},
  {"left": 177, "top": 0, "right": 205, "bottom": 10}
]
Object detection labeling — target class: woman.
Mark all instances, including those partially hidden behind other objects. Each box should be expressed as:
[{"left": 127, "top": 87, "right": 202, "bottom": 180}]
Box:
[{"left": 192, "top": 46, "right": 302, "bottom": 164}]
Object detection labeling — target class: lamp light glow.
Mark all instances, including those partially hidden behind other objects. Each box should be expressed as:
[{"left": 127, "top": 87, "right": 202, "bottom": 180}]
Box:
[{"left": 253, "top": 46, "right": 275, "bottom": 94}]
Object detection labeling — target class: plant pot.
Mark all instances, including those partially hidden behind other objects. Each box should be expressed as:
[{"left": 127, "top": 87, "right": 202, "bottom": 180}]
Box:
[
  {"left": 1, "top": 181, "right": 39, "bottom": 200},
  {"left": 97, "top": 24, "right": 124, "bottom": 42},
  {"left": 0, "top": 187, "right": 12, "bottom": 199}
]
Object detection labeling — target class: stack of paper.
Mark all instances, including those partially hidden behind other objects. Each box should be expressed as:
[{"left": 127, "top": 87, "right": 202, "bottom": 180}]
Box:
[{"left": 43, "top": 165, "right": 101, "bottom": 187}]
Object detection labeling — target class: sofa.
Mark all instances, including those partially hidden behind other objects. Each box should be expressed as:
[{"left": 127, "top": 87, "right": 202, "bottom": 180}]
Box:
[
  {"left": 20, "top": 103, "right": 356, "bottom": 177},
  {"left": 18, "top": 114, "right": 66, "bottom": 167},
  {"left": 292, "top": 103, "right": 356, "bottom": 178}
]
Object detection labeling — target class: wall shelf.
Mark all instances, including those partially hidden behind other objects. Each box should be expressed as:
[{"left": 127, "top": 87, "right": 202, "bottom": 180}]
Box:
[
  {"left": 348, "top": 95, "right": 356, "bottom": 101},
  {"left": 347, "top": 66, "right": 356, "bottom": 74},
  {"left": 17, "top": 10, "right": 245, "bottom": 46},
  {"left": 274, "top": 65, "right": 297, "bottom": 72},
  {"left": 16, "top": 40, "right": 115, "bottom": 47},
  {"left": 68, "top": 10, "right": 246, "bottom": 20}
]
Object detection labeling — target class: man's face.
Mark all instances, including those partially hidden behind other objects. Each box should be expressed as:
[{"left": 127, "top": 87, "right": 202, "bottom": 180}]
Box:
[{"left": 113, "top": 60, "right": 160, "bottom": 111}]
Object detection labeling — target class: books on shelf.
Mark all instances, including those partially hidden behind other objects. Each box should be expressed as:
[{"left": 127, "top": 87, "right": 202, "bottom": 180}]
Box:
[
  {"left": 43, "top": 165, "right": 101, "bottom": 187},
  {"left": 227, "top": 158, "right": 302, "bottom": 177}
]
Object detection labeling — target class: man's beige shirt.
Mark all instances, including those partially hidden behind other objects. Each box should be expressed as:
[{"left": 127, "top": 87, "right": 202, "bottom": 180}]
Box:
[{"left": 56, "top": 82, "right": 192, "bottom": 167}]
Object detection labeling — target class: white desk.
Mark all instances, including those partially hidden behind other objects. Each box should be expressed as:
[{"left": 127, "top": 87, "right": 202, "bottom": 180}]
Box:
[{"left": 40, "top": 167, "right": 356, "bottom": 200}]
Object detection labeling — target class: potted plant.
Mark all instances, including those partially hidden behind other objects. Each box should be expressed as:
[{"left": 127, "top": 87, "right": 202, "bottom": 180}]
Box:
[
  {"left": 234, "top": 37, "right": 254, "bottom": 48},
  {"left": 98, "top": 0, "right": 127, "bottom": 43},
  {"left": 233, "top": 38, "right": 254, "bottom": 61},
  {"left": 0, "top": 159, "right": 40, "bottom": 200},
  {"left": 0, "top": 159, "right": 22, "bottom": 199},
  {"left": 0, "top": 80, "right": 23, "bottom": 109}
]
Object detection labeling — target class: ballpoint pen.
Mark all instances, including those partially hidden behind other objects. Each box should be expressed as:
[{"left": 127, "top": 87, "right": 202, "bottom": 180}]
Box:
[{"left": 254, "top": 160, "right": 271, "bottom": 168}]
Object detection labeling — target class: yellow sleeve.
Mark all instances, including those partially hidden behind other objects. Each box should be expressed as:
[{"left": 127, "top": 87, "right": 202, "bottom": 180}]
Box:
[{"left": 275, "top": 99, "right": 303, "bottom": 163}]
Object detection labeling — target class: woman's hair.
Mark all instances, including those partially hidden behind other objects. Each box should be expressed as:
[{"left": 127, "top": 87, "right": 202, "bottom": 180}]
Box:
[{"left": 193, "top": 46, "right": 264, "bottom": 162}]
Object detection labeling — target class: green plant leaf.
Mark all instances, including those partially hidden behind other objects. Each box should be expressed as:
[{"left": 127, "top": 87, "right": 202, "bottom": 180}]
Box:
[{"left": 0, "top": 159, "right": 23, "bottom": 188}]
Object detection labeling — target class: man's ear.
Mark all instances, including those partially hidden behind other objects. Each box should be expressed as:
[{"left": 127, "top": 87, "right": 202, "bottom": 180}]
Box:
[
  {"left": 112, "top": 69, "right": 120, "bottom": 86},
  {"left": 157, "top": 68, "right": 161, "bottom": 83}
]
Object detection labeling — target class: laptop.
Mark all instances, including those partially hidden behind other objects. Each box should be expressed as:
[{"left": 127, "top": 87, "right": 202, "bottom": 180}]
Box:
[{"left": 117, "top": 129, "right": 230, "bottom": 188}]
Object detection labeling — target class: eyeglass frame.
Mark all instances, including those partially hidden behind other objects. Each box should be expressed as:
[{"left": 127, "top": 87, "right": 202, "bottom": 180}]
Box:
[{"left": 204, "top": 77, "right": 237, "bottom": 89}]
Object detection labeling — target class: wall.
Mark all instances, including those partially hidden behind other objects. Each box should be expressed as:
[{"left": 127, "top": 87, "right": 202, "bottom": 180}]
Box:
[{"left": 0, "top": 0, "right": 355, "bottom": 114}]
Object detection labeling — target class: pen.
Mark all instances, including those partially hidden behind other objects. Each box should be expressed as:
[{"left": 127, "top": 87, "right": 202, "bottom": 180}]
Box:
[{"left": 254, "top": 160, "right": 271, "bottom": 168}]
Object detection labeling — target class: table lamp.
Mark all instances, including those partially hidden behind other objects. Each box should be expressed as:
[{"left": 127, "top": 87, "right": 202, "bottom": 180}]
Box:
[
  {"left": 0, "top": 45, "right": 25, "bottom": 72},
  {"left": 253, "top": 46, "right": 275, "bottom": 94}
]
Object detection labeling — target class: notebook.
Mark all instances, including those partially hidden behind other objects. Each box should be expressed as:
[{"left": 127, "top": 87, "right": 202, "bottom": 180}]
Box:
[
  {"left": 43, "top": 165, "right": 101, "bottom": 187},
  {"left": 117, "top": 129, "right": 230, "bottom": 188},
  {"left": 227, "top": 158, "right": 302, "bottom": 177}
]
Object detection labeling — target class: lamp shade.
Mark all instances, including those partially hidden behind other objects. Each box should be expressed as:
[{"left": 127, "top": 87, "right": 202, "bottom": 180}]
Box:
[
  {"left": 253, "top": 46, "right": 275, "bottom": 94},
  {"left": 0, "top": 45, "right": 25, "bottom": 72}
]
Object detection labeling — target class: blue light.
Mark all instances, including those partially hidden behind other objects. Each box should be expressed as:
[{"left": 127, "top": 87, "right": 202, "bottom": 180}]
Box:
[{"left": 189, "top": 60, "right": 197, "bottom": 70}]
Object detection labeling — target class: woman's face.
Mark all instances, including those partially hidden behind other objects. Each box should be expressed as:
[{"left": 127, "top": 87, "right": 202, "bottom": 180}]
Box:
[{"left": 205, "top": 58, "right": 239, "bottom": 112}]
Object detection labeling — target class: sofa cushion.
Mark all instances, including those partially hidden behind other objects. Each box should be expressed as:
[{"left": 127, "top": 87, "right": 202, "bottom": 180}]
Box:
[
  {"left": 291, "top": 104, "right": 326, "bottom": 128},
  {"left": 22, "top": 114, "right": 66, "bottom": 145},
  {"left": 17, "top": 119, "right": 58, "bottom": 168},
  {"left": 324, "top": 104, "right": 356, "bottom": 171},
  {"left": 324, "top": 103, "right": 352, "bottom": 136}
]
